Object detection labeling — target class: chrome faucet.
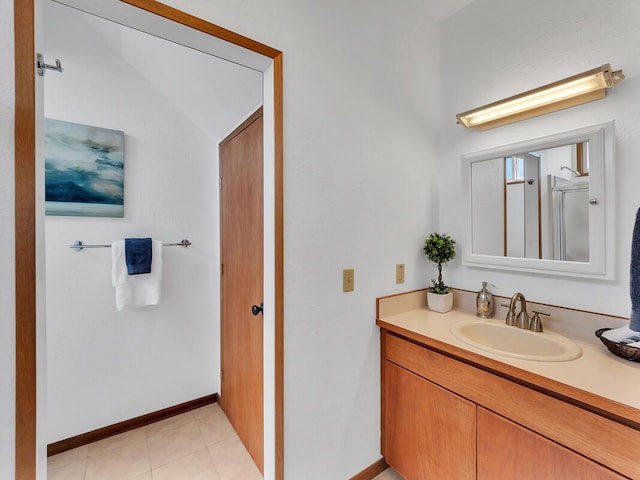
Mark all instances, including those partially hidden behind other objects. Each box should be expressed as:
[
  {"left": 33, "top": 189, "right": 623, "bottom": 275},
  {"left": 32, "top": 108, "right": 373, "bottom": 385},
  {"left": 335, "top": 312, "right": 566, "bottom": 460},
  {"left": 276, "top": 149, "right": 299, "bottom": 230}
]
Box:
[
  {"left": 502, "top": 292, "right": 549, "bottom": 332},
  {"left": 506, "top": 292, "right": 530, "bottom": 329}
]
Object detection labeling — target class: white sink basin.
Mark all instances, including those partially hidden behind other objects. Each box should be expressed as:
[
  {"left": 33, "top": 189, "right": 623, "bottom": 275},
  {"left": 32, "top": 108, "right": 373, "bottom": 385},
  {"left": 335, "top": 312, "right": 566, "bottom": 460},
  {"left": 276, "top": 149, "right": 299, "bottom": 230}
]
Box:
[{"left": 450, "top": 319, "right": 582, "bottom": 362}]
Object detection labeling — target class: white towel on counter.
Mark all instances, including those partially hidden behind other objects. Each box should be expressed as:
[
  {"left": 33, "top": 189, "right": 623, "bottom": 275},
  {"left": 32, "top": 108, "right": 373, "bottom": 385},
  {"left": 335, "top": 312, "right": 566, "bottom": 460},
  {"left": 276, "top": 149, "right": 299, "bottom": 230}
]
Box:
[{"left": 111, "top": 239, "right": 163, "bottom": 311}]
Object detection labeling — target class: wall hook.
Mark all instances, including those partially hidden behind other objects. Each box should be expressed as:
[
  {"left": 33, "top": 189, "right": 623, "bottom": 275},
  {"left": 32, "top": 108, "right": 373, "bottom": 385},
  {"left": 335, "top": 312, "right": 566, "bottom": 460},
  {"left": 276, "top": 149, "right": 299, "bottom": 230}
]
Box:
[{"left": 36, "top": 53, "right": 63, "bottom": 76}]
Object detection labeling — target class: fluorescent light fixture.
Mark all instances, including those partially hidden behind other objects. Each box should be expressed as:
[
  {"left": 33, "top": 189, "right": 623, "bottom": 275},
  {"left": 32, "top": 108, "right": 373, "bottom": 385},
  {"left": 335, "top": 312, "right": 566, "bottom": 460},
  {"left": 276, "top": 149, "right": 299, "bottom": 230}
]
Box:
[{"left": 456, "top": 64, "right": 624, "bottom": 131}]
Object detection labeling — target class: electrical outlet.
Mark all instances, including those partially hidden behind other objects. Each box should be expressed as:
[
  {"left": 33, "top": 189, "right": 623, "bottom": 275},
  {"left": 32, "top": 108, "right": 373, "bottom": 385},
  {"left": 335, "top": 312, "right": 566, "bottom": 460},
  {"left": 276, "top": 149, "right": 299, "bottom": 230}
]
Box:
[
  {"left": 396, "top": 264, "right": 405, "bottom": 284},
  {"left": 343, "top": 269, "right": 354, "bottom": 292}
]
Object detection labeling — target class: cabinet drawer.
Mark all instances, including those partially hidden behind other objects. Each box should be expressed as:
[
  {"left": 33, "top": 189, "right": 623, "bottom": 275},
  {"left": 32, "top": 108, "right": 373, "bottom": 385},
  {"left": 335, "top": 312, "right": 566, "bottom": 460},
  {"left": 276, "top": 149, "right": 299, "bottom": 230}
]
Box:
[{"left": 384, "top": 332, "right": 640, "bottom": 479}]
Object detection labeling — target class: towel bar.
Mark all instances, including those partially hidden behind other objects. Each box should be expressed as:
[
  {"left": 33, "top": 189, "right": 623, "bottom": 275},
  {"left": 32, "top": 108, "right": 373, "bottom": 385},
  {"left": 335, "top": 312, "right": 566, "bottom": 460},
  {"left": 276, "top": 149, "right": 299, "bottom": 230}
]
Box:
[{"left": 69, "top": 239, "right": 192, "bottom": 251}]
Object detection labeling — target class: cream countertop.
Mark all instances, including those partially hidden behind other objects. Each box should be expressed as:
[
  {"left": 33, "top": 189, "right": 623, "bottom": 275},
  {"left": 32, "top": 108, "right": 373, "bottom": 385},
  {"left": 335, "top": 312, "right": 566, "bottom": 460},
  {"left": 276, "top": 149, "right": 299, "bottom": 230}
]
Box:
[{"left": 378, "top": 306, "right": 640, "bottom": 412}]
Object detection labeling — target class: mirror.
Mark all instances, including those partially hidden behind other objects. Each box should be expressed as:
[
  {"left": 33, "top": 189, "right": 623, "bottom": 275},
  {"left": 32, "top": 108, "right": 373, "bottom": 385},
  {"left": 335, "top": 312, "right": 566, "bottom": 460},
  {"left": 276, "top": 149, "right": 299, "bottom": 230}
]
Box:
[{"left": 462, "top": 121, "right": 614, "bottom": 278}]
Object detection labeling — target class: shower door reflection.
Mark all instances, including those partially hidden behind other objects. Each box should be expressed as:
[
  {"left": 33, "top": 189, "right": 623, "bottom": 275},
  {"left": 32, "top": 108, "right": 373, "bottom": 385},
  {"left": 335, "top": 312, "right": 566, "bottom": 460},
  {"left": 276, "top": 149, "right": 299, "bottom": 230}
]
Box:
[{"left": 551, "top": 176, "right": 589, "bottom": 262}]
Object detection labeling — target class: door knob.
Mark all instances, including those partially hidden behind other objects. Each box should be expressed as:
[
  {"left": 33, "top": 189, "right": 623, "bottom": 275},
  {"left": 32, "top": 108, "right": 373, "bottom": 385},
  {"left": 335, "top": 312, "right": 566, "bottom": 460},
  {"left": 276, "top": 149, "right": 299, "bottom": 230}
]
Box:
[{"left": 251, "top": 303, "right": 264, "bottom": 316}]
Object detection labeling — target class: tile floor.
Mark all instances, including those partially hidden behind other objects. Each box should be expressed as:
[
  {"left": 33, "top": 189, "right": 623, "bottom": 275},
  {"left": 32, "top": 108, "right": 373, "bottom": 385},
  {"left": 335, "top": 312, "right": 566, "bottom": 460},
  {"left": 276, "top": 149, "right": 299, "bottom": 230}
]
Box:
[
  {"left": 48, "top": 403, "right": 404, "bottom": 480},
  {"left": 47, "top": 403, "right": 262, "bottom": 480},
  {"left": 372, "top": 468, "right": 404, "bottom": 480}
]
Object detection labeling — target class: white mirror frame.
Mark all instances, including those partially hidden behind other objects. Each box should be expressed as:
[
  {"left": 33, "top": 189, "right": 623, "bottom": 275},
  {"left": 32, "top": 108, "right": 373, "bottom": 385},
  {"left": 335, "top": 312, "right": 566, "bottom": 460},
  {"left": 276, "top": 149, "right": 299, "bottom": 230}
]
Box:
[{"left": 461, "top": 121, "right": 615, "bottom": 279}]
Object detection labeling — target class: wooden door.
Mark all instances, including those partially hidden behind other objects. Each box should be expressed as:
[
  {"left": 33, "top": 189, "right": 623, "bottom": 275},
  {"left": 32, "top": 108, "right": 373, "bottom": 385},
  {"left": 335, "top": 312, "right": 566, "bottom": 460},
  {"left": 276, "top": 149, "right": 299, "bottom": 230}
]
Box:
[
  {"left": 219, "top": 108, "right": 264, "bottom": 473},
  {"left": 477, "top": 407, "right": 626, "bottom": 480},
  {"left": 384, "top": 361, "right": 476, "bottom": 480}
]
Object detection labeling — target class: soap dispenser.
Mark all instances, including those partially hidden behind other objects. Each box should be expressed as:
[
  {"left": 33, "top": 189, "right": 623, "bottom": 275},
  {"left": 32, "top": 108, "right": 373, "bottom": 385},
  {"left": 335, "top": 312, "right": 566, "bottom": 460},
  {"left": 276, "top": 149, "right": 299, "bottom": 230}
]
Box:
[{"left": 476, "top": 281, "right": 494, "bottom": 318}]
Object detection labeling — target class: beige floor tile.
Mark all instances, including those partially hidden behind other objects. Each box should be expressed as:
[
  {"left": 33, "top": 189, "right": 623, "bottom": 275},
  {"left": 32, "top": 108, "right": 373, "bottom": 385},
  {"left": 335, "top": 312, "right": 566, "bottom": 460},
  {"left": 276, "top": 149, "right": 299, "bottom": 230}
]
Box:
[
  {"left": 131, "top": 472, "right": 153, "bottom": 480},
  {"left": 145, "top": 410, "right": 197, "bottom": 436},
  {"left": 152, "top": 449, "right": 221, "bottom": 480},
  {"left": 87, "top": 427, "right": 147, "bottom": 457},
  {"left": 146, "top": 420, "right": 207, "bottom": 469},
  {"left": 48, "top": 403, "right": 262, "bottom": 480},
  {"left": 47, "top": 458, "right": 87, "bottom": 480},
  {"left": 373, "top": 467, "right": 405, "bottom": 480},
  {"left": 197, "top": 409, "right": 237, "bottom": 446},
  {"left": 85, "top": 441, "right": 151, "bottom": 480},
  {"left": 192, "top": 403, "right": 222, "bottom": 421},
  {"left": 47, "top": 444, "right": 89, "bottom": 470},
  {"left": 208, "top": 436, "right": 262, "bottom": 480}
]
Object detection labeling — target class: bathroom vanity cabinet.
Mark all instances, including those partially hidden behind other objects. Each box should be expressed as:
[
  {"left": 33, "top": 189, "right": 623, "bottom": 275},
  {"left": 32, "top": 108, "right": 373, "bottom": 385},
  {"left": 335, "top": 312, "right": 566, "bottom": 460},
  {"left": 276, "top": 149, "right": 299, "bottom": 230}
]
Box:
[
  {"left": 380, "top": 331, "right": 637, "bottom": 480},
  {"left": 476, "top": 408, "right": 622, "bottom": 479},
  {"left": 384, "top": 360, "right": 475, "bottom": 479}
]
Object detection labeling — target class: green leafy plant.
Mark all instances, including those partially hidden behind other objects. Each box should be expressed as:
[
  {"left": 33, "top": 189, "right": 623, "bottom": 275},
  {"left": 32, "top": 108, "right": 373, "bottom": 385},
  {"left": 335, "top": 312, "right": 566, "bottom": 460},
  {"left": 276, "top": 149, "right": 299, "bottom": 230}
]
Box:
[{"left": 423, "top": 232, "right": 456, "bottom": 294}]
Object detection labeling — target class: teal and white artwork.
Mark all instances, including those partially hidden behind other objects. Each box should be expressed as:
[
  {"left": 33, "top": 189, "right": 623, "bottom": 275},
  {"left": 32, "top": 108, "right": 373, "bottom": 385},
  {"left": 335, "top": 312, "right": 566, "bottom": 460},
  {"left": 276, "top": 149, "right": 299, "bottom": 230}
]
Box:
[{"left": 45, "top": 119, "right": 124, "bottom": 217}]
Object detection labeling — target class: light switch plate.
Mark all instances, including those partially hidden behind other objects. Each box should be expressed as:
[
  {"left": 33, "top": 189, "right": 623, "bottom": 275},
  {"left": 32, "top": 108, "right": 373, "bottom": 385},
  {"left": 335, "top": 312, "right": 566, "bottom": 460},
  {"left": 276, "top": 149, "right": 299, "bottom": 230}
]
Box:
[
  {"left": 396, "top": 264, "right": 405, "bottom": 284},
  {"left": 343, "top": 269, "right": 354, "bottom": 292}
]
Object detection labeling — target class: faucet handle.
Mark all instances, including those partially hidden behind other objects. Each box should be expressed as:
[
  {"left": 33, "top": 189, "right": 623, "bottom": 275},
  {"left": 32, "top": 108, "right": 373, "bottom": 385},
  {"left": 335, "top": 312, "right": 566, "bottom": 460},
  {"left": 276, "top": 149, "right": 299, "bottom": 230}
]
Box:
[{"left": 530, "top": 310, "right": 549, "bottom": 332}]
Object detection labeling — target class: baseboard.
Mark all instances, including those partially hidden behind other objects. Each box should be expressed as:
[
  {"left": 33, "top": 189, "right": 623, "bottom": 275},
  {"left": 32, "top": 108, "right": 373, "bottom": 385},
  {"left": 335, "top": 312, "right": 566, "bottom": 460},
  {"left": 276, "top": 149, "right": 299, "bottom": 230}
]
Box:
[
  {"left": 47, "top": 393, "right": 217, "bottom": 457},
  {"left": 350, "top": 457, "right": 388, "bottom": 480}
]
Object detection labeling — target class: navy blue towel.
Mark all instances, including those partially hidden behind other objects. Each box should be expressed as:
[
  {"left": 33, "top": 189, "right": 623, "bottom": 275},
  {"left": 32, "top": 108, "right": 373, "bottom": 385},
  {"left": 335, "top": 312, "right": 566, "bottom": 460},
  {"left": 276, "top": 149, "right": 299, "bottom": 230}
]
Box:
[
  {"left": 631, "top": 208, "right": 640, "bottom": 330},
  {"left": 125, "top": 238, "right": 153, "bottom": 275}
]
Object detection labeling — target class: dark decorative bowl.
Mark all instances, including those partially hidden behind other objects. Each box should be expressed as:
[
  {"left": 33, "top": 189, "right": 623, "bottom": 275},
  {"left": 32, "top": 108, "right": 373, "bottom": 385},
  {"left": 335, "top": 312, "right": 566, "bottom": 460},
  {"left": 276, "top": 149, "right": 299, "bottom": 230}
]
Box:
[{"left": 595, "top": 328, "right": 640, "bottom": 363}]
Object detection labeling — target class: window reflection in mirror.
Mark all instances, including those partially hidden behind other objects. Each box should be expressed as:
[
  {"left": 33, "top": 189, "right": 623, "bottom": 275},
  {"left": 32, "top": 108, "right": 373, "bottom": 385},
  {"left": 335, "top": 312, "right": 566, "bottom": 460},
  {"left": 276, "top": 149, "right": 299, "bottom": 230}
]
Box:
[{"left": 463, "top": 121, "right": 614, "bottom": 279}]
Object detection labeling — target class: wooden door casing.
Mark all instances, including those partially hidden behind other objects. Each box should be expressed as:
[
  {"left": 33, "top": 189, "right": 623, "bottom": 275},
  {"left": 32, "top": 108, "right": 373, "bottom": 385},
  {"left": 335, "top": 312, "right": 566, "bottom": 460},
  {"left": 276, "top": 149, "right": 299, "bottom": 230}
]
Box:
[{"left": 15, "top": 1, "right": 285, "bottom": 477}]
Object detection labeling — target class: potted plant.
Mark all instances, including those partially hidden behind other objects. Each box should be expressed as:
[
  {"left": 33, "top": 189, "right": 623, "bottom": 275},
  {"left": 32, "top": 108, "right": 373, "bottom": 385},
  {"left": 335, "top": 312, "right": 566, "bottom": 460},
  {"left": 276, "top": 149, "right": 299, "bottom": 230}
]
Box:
[{"left": 423, "top": 232, "right": 456, "bottom": 313}]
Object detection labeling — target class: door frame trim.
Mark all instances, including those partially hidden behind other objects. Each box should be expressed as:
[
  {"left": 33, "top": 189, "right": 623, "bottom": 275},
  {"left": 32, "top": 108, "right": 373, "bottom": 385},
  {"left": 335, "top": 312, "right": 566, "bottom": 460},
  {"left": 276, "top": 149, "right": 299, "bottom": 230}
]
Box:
[
  {"left": 14, "top": 1, "right": 37, "bottom": 478},
  {"left": 13, "top": 1, "right": 284, "bottom": 478}
]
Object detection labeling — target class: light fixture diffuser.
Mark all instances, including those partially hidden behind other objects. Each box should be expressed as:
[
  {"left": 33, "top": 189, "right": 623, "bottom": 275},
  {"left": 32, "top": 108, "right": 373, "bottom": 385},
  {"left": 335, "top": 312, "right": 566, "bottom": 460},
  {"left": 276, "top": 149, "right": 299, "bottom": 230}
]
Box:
[{"left": 456, "top": 64, "right": 624, "bottom": 131}]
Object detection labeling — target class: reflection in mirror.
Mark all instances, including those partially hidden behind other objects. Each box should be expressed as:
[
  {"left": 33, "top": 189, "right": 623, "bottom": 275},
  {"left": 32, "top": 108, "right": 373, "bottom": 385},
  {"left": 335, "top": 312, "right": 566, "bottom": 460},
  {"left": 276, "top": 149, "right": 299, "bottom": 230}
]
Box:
[
  {"left": 471, "top": 142, "right": 589, "bottom": 261},
  {"left": 462, "top": 122, "right": 614, "bottom": 278}
]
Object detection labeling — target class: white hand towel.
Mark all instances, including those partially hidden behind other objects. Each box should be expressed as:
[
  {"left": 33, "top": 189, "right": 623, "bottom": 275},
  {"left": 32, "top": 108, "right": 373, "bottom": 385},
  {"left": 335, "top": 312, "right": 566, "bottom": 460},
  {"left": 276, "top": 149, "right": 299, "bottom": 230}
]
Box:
[
  {"left": 602, "top": 325, "right": 638, "bottom": 343},
  {"left": 111, "top": 240, "right": 163, "bottom": 311}
]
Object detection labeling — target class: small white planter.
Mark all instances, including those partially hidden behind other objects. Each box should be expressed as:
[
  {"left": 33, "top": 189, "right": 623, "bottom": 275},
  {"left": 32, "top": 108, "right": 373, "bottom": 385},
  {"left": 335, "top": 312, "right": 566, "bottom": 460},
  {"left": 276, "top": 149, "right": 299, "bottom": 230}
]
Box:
[{"left": 427, "top": 291, "right": 453, "bottom": 313}]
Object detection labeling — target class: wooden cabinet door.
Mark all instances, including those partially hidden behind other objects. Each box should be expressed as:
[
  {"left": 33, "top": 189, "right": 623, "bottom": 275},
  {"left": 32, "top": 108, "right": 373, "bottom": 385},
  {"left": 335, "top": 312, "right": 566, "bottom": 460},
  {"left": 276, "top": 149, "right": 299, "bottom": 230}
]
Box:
[
  {"left": 384, "top": 361, "right": 476, "bottom": 480},
  {"left": 477, "top": 407, "right": 626, "bottom": 480}
]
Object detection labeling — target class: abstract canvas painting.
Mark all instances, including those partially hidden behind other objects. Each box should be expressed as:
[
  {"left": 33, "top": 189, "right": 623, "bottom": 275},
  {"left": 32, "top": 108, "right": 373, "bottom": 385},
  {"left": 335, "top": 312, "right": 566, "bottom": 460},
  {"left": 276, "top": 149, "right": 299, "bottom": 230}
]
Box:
[{"left": 45, "top": 119, "right": 124, "bottom": 217}]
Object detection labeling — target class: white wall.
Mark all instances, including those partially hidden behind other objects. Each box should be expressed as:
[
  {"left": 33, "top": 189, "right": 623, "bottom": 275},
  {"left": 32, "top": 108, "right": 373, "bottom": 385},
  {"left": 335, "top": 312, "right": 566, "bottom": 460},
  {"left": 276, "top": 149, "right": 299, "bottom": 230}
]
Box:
[
  {"left": 440, "top": 0, "right": 640, "bottom": 316},
  {"left": 506, "top": 182, "right": 525, "bottom": 257},
  {"left": 43, "top": 2, "right": 262, "bottom": 442},
  {"left": 0, "top": 0, "right": 16, "bottom": 477},
  {"left": 471, "top": 158, "right": 504, "bottom": 255},
  {"left": 159, "top": 1, "right": 441, "bottom": 478}
]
